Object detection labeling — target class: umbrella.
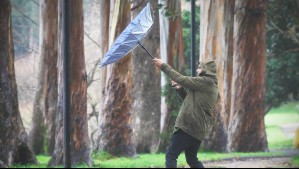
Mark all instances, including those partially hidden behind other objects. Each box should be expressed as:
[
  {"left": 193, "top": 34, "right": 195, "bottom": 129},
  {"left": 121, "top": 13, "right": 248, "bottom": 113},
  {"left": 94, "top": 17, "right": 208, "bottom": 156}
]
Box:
[{"left": 99, "top": 2, "right": 154, "bottom": 68}]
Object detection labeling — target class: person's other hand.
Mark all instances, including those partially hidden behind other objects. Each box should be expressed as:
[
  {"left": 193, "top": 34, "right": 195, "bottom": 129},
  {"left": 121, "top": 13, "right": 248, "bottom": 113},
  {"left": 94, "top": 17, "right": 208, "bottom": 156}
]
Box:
[
  {"left": 170, "top": 80, "right": 182, "bottom": 90},
  {"left": 153, "top": 58, "right": 163, "bottom": 68}
]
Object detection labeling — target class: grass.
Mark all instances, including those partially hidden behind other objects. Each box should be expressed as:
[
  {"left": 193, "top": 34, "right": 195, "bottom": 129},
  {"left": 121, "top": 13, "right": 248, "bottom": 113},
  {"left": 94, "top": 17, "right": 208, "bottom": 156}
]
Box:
[
  {"left": 265, "top": 102, "right": 299, "bottom": 149},
  {"left": 291, "top": 155, "right": 299, "bottom": 167},
  {"left": 11, "top": 102, "right": 299, "bottom": 168},
  {"left": 12, "top": 151, "right": 285, "bottom": 168}
]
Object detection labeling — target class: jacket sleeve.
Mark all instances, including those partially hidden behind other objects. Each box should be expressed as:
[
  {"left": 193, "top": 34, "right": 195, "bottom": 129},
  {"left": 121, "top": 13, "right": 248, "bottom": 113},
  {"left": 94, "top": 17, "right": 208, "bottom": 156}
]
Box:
[{"left": 161, "top": 63, "right": 207, "bottom": 91}]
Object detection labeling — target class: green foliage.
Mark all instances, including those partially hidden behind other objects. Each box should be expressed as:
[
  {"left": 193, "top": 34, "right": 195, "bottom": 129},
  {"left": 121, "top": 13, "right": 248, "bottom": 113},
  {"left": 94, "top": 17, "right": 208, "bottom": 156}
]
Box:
[
  {"left": 266, "top": 0, "right": 299, "bottom": 108},
  {"left": 291, "top": 155, "right": 299, "bottom": 167},
  {"left": 92, "top": 151, "right": 114, "bottom": 161},
  {"left": 157, "top": 1, "right": 181, "bottom": 21}
]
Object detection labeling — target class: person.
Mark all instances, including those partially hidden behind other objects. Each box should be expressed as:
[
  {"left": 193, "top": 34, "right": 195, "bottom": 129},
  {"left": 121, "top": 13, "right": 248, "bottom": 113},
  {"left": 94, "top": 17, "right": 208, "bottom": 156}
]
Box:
[{"left": 153, "top": 58, "right": 219, "bottom": 168}]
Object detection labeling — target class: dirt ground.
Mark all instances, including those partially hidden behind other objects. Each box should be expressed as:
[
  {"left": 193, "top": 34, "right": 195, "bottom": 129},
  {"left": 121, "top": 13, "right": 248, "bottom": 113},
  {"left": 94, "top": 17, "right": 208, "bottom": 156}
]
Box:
[{"left": 203, "top": 157, "right": 295, "bottom": 168}]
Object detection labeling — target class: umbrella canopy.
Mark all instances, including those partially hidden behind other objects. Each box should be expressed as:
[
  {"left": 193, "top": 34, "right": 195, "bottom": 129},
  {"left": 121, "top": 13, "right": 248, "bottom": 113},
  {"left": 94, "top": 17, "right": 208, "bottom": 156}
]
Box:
[{"left": 99, "top": 3, "right": 153, "bottom": 68}]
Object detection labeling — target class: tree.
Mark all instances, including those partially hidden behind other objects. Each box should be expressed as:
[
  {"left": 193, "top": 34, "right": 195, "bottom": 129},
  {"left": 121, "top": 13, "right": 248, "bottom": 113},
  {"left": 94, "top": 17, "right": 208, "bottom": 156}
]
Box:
[
  {"left": 0, "top": 0, "right": 37, "bottom": 166},
  {"left": 227, "top": 0, "right": 268, "bottom": 152},
  {"left": 95, "top": 0, "right": 136, "bottom": 157},
  {"left": 158, "top": 0, "right": 186, "bottom": 152},
  {"left": 30, "top": 0, "right": 58, "bottom": 155},
  {"left": 200, "top": 0, "right": 268, "bottom": 152},
  {"left": 131, "top": 0, "right": 161, "bottom": 154},
  {"left": 49, "top": 0, "right": 91, "bottom": 166},
  {"left": 200, "top": 0, "right": 234, "bottom": 152}
]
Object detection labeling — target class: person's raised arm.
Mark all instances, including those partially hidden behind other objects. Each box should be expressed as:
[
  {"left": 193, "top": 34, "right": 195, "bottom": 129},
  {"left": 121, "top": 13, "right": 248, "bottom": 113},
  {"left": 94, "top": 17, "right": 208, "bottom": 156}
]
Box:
[{"left": 153, "top": 58, "right": 206, "bottom": 91}]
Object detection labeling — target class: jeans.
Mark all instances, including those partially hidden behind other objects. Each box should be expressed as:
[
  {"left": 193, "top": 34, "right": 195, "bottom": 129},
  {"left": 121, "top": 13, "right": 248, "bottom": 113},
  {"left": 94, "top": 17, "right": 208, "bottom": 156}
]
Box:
[{"left": 165, "top": 129, "right": 204, "bottom": 168}]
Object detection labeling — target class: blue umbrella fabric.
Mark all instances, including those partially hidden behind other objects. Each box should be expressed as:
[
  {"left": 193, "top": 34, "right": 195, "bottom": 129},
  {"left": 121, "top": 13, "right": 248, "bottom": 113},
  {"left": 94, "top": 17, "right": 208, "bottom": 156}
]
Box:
[{"left": 99, "top": 3, "right": 153, "bottom": 68}]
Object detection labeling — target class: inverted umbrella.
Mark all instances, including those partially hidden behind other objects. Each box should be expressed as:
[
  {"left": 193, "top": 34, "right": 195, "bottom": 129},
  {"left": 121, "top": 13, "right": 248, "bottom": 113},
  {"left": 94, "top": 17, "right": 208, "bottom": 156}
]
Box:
[{"left": 99, "top": 2, "right": 154, "bottom": 68}]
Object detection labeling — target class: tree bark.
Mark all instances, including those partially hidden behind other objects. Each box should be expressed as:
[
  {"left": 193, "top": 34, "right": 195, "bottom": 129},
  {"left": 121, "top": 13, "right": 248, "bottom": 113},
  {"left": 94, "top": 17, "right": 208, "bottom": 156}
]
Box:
[
  {"left": 49, "top": 0, "right": 91, "bottom": 166},
  {"left": 200, "top": 0, "right": 235, "bottom": 152},
  {"left": 227, "top": 0, "right": 268, "bottom": 152},
  {"left": 158, "top": 0, "right": 185, "bottom": 152},
  {"left": 30, "top": 0, "right": 58, "bottom": 155},
  {"left": 0, "top": 0, "right": 37, "bottom": 166},
  {"left": 131, "top": 0, "right": 161, "bottom": 154},
  {"left": 96, "top": 0, "right": 136, "bottom": 157}
]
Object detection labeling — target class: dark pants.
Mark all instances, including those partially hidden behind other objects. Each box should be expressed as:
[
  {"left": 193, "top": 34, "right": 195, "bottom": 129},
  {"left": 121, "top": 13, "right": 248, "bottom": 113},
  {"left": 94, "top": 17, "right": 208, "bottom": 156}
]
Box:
[{"left": 165, "top": 129, "right": 204, "bottom": 168}]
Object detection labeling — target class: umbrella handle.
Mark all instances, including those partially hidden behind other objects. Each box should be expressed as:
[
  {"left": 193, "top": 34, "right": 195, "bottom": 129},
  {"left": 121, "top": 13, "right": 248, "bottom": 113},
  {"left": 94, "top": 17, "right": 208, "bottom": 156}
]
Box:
[{"left": 138, "top": 41, "right": 154, "bottom": 59}]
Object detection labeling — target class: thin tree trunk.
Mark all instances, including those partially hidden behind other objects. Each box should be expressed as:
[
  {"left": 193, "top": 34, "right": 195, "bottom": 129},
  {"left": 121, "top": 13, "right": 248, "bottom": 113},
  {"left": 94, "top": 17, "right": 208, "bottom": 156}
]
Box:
[
  {"left": 96, "top": 0, "right": 136, "bottom": 157},
  {"left": 131, "top": 0, "right": 161, "bottom": 154},
  {"left": 49, "top": 0, "right": 91, "bottom": 166},
  {"left": 227, "top": 0, "right": 268, "bottom": 152},
  {"left": 158, "top": 0, "right": 169, "bottom": 137},
  {"left": 30, "top": 0, "right": 58, "bottom": 155},
  {"left": 0, "top": 0, "right": 37, "bottom": 166}
]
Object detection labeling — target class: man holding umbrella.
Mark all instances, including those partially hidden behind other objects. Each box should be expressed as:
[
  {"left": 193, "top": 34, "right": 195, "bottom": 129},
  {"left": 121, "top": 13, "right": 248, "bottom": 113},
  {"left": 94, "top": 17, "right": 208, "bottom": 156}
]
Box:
[{"left": 153, "top": 58, "right": 219, "bottom": 168}]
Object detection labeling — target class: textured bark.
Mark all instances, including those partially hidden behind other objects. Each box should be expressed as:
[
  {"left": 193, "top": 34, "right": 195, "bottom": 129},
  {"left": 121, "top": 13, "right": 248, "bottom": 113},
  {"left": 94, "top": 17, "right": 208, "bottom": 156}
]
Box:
[
  {"left": 131, "top": 0, "right": 161, "bottom": 154},
  {"left": 96, "top": 0, "right": 136, "bottom": 157},
  {"left": 200, "top": 0, "right": 235, "bottom": 152},
  {"left": 227, "top": 0, "right": 268, "bottom": 152},
  {"left": 30, "top": 0, "right": 58, "bottom": 155},
  {"left": 158, "top": 0, "right": 185, "bottom": 152},
  {"left": 0, "top": 0, "right": 37, "bottom": 166},
  {"left": 49, "top": 0, "right": 91, "bottom": 166}
]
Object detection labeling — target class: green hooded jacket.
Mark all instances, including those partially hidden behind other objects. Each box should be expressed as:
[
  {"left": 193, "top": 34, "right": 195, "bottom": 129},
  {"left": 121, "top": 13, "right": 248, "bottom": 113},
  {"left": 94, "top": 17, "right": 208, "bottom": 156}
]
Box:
[{"left": 161, "top": 60, "right": 219, "bottom": 141}]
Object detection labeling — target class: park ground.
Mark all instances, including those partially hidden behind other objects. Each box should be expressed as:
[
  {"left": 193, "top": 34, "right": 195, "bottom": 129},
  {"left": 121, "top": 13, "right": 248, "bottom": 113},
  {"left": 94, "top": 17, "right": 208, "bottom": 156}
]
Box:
[{"left": 12, "top": 102, "right": 299, "bottom": 168}]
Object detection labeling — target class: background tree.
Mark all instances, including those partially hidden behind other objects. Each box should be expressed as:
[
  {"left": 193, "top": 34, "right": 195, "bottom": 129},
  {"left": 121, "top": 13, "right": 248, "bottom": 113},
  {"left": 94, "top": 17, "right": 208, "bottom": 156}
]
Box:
[
  {"left": 265, "top": 0, "right": 299, "bottom": 112},
  {"left": 200, "top": 0, "right": 234, "bottom": 152},
  {"left": 95, "top": 0, "right": 136, "bottom": 157},
  {"left": 49, "top": 0, "right": 91, "bottom": 166},
  {"left": 0, "top": 0, "right": 37, "bottom": 166},
  {"left": 30, "top": 0, "right": 58, "bottom": 155},
  {"left": 131, "top": 0, "right": 161, "bottom": 154},
  {"left": 227, "top": 0, "right": 268, "bottom": 152},
  {"left": 158, "top": 0, "right": 186, "bottom": 152}
]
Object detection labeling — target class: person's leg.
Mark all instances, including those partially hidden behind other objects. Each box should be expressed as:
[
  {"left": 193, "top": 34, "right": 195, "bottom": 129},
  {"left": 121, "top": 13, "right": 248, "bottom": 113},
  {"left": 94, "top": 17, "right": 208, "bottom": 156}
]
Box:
[
  {"left": 184, "top": 134, "right": 204, "bottom": 168},
  {"left": 165, "top": 130, "right": 187, "bottom": 168}
]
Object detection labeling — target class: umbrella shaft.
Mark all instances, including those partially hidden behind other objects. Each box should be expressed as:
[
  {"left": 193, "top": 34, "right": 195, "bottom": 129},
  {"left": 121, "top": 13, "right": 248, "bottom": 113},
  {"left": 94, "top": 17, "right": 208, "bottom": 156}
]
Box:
[{"left": 138, "top": 41, "right": 154, "bottom": 59}]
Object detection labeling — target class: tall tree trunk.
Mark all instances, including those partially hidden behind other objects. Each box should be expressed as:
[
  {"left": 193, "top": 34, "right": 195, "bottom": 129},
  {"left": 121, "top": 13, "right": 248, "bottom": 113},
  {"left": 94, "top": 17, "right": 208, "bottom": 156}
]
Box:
[
  {"left": 158, "top": 0, "right": 169, "bottom": 137},
  {"left": 30, "top": 0, "right": 58, "bottom": 155},
  {"left": 131, "top": 0, "right": 161, "bottom": 154},
  {"left": 0, "top": 0, "right": 37, "bottom": 166},
  {"left": 227, "top": 0, "right": 268, "bottom": 152},
  {"left": 158, "top": 0, "right": 185, "bottom": 152},
  {"left": 96, "top": 0, "right": 136, "bottom": 157},
  {"left": 200, "top": 0, "right": 235, "bottom": 152},
  {"left": 49, "top": 0, "right": 91, "bottom": 166},
  {"left": 97, "top": 0, "right": 136, "bottom": 156},
  {"left": 95, "top": 0, "right": 110, "bottom": 151}
]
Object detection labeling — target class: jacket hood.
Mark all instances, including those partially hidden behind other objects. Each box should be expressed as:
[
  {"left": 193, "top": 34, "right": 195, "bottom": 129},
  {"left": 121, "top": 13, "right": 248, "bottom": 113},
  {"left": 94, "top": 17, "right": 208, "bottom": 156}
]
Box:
[{"left": 200, "top": 60, "right": 218, "bottom": 83}]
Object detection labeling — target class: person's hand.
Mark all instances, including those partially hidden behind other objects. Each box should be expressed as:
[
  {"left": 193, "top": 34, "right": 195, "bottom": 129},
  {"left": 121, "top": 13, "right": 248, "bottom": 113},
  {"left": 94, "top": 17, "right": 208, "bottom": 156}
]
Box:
[
  {"left": 170, "top": 80, "right": 182, "bottom": 90},
  {"left": 153, "top": 58, "right": 163, "bottom": 68}
]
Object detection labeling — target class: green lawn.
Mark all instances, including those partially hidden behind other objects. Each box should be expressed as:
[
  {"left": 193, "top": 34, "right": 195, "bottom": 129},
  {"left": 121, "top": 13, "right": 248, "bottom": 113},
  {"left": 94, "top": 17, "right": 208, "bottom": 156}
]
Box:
[
  {"left": 265, "top": 102, "right": 299, "bottom": 149},
  {"left": 12, "top": 151, "right": 285, "bottom": 168},
  {"left": 291, "top": 155, "right": 299, "bottom": 168},
  {"left": 12, "top": 102, "right": 299, "bottom": 168}
]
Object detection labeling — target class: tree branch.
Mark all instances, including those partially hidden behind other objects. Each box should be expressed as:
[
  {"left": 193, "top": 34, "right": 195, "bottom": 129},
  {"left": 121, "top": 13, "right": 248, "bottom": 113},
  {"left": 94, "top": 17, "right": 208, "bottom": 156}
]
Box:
[{"left": 11, "top": 5, "right": 38, "bottom": 26}]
